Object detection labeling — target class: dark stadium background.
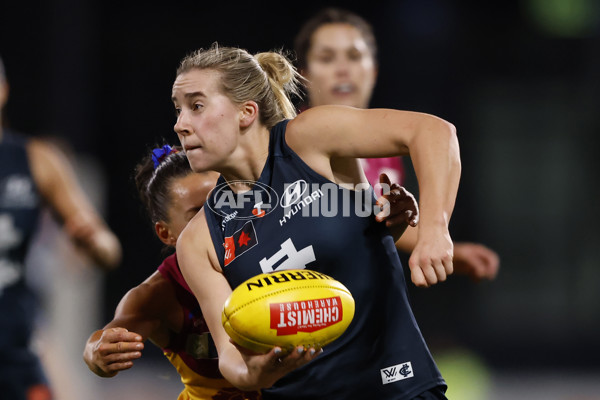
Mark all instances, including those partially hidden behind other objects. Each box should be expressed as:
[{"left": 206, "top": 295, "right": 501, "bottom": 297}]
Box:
[{"left": 1, "top": 0, "right": 599, "bottom": 394}]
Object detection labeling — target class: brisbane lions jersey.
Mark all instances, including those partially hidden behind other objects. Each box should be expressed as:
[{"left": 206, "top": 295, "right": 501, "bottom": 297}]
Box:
[
  {"left": 204, "top": 120, "right": 445, "bottom": 399},
  {"left": 158, "top": 254, "right": 260, "bottom": 400}
]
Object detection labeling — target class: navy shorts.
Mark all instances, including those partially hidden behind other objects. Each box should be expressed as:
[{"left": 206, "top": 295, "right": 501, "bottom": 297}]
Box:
[{"left": 412, "top": 385, "right": 448, "bottom": 400}]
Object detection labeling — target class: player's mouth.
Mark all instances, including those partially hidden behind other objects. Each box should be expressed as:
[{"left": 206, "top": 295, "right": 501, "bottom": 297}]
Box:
[{"left": 332, "top": 83, "right": 355, "bottom": 95}]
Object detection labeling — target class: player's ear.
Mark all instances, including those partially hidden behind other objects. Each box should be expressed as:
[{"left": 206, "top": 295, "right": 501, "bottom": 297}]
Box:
[
  {"left": 239, "top": 101, "right": 258, "bottom": 128},
  {"left": 155, "top": 221, "right": 177, "bottom": 246}
]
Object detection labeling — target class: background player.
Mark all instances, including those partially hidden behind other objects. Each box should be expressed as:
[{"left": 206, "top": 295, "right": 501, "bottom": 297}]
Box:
[{"left": 0, "top": 54, "right": 122, "bottom": 400}]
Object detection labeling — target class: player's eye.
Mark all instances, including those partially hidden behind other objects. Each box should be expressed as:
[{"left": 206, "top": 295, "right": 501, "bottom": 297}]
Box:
[
  {"left": 348, "top": 49, "right": 363, "bottom": 61},
  {"left": 317, "top": 54, "right": 334, "bottom": 63}
]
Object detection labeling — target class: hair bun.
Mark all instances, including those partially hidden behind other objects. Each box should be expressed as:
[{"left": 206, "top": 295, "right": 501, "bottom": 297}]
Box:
[{"left": 254, "top": 52, "right": 296, "bottom": 86}]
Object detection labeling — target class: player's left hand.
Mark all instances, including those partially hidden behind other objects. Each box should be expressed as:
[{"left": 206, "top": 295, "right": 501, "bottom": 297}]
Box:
[{"left": 452, "top": 242, "right": 500, "bottom": 282}]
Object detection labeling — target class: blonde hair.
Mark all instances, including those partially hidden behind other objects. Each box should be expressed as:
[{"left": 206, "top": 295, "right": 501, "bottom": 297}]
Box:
[{"left": 177, "top": 43, "right": 304, "bottom": 129}]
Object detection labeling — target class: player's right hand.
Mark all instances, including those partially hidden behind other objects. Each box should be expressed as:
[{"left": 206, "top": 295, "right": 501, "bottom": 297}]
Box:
[
  {"left": 84, "top": 327, "right": 144, "bottom": 377},
  {"left": 229, "top": 341, "right": 322, "bottom": 390}
]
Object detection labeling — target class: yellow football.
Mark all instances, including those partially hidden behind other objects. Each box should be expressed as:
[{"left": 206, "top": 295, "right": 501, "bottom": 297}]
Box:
[{"left": 222, "top": 269, "right": 355, "bottom": 355}]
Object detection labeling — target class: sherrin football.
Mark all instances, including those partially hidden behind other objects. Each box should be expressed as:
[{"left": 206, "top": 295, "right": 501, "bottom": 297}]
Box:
[{"left": 222, "top": 269, "right": 355, "bottom": 354}]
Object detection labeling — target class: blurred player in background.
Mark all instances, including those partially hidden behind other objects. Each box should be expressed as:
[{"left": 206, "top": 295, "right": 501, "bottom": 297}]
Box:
[
  {"left": 293, "top": 7, "right": 499, "bottom": 281},
  {"left": 0, "top": 54, "right": 122, "bottom": 400}
]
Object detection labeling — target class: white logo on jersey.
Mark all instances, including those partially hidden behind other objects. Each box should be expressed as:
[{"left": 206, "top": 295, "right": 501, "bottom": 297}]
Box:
[
  {"left": 207, "top": 180, "right": 278, "bottom": 221},
  {"left": 0, "top": 214, "right": 22, "bottom": 252},
  {"left": 259, "top": 238, "right": 315, "bottom": 273},
  {"left": 279, "top": 187, "right": 324, "bottom": 227},
  {"left": 280, "top": 180, "right": 308, "bottom": 208},
  {"left": 380, "top": 361, "right": 414, "bottom": 384},
  {"left": 0, "top": 175, "right": 38, "bottom": 208},
  {"left": 221, "top": 211, "right": 238, "bottom": 232},
  {"left": 0, "top": 258, "right": 22, "bottom": 295}
]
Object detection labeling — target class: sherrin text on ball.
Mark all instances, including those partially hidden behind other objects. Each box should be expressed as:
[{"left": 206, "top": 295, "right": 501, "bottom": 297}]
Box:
[{"left": 222, "top": 269, "right": 355, "bottom": 354}]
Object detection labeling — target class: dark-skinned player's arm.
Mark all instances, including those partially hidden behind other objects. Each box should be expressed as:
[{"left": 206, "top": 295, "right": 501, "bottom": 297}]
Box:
[{"left": 83, "top": 272, "right": 179, "bottom": 377}]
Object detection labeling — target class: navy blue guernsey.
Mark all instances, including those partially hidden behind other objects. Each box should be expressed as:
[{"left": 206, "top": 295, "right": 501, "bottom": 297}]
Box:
[
  {"left": 204, "top": 120, "right": 445, "bottom": 399},
  {"left": 0, "top": 131, "right": 45, "bottom": 389}
]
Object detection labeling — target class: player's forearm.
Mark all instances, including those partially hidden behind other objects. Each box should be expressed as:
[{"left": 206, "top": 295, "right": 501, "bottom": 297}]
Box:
[
  {"left": 219, "top": 347, "right": 261, "bottom": 391},
  {"left": 395, "top": 225, "right": 418, "bottom": 253},
  {"left": 410, "top": 122, "right": 460, "bottom": 233}
]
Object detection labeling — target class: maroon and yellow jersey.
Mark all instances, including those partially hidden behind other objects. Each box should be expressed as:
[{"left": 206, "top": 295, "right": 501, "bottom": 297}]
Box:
[{"left": 158, "top": 253, "right": 260, "bottom": 400}]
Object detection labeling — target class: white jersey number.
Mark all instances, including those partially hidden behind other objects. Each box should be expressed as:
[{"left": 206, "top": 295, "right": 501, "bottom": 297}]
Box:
[{"left": 259, "top": 238, "right": 315, "bottom": 273}]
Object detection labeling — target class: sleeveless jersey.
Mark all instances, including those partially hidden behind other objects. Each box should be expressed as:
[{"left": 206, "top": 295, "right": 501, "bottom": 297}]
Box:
[
  {"left": 0, "top": 131, "right": 46, "bottom": 388},
  {"left": 158, "top": 253, "right": 261, "bottom": 400},
  {"left": 204, "top": 120, "right": 446, "bottom": 399}
]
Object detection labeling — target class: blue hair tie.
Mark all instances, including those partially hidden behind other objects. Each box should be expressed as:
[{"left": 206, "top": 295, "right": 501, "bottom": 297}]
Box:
[{"left": 152, "top": 145, "right": 175, "bottom": 169}]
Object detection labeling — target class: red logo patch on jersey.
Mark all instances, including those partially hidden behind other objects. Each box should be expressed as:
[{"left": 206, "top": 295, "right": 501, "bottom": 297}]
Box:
[
  {"left": 269, "top": 296, "right": 343, "bottom": 336},
  {"left": 252, "top": 202, "right": 266, "bottom": 218},
  {"left": 223, "top": 221, "right": 258, "bottom": 266}
]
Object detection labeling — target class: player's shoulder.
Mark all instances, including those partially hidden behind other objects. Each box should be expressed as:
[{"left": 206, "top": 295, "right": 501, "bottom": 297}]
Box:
[
  {"left": 26, "top": 138, "right": 70, "bottom": 180},
  {"left": 288, "top": 106, "right": 328, "bottom": 136},
  {"left": 121, "top": 271, "right": 175, "bottom": 313},
  {"left": 26, "top": 137, "right": 60, "bottom": 158},
  {"left": 287, "top": 105, "right": 360, "bottom": 148},
  {"left": 177, "top": 207, "right": 211, "bottom": 257},
  {"left": 134, "top": 271, "right": 172, "bottom": 297},
  {"left": 177, "top": 207, "right": 222, "bottom": 273},
  {"left": 181, "top": 206, "right": 209, "bottom": 241}
]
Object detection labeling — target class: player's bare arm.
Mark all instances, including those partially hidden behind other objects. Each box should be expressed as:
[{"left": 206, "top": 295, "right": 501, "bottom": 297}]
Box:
[
  {"left": 177, "top": 209, "right": 319, "bottom": 391},
  {"left": 83, "top": 272, "right": 178, "bottom": 377},
  {"left": 27, "top": 138, "right": 122, "bottom": 269}
]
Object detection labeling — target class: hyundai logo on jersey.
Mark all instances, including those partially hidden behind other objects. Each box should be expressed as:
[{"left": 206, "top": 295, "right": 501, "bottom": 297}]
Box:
[{"left": 279, "top": 179, "right": 308, "bottom": 208}]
